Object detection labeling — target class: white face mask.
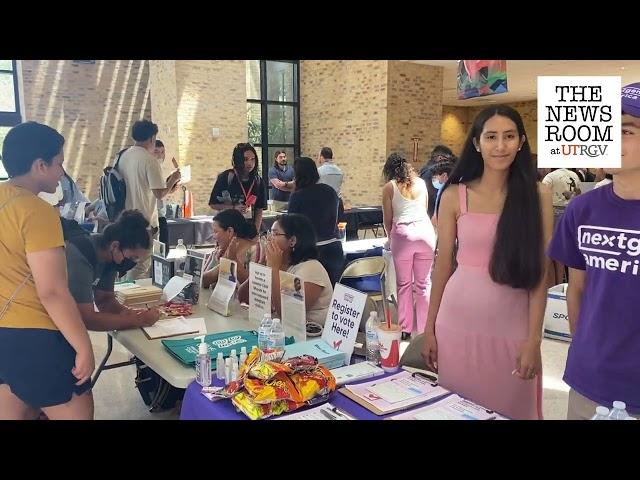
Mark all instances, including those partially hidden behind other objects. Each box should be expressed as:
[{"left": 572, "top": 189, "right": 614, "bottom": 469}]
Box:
[{"left": 38, "top": 182, "right": 63, "bottom": 206}]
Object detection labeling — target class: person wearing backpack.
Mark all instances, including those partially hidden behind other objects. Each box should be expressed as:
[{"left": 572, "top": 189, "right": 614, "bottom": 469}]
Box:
[
  {"left": 63, "top": 210, "right": 161, "bottom": 331},
  {"left": 0, "top": 121, "right": 95, "bottom": 420},
  {"left": 116, "top": 120, "right": 181, "bottom": 280}
]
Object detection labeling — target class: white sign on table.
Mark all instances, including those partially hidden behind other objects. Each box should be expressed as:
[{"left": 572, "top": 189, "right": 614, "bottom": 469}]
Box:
[
  {"left": 249, "top": 262, "right": 272, "bottom": 323},
  {"left": 279, "top": 270, "right": 306, "bottom": 343},
  {"left": 207, "top": 258, "right": 237, "bottom": 316},
  {"left": 321, "top": 283, "right": 366, "bottom": 364}
]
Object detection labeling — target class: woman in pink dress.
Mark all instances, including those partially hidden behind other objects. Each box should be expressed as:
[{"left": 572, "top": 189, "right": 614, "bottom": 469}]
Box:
[{"left": 421, "top": 106, "right": 553, "bottom": 420}]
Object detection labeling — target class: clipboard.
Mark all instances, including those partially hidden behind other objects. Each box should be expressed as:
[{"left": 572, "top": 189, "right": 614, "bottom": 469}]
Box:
[{"left": 337, "top": 371, "right": 449, "bottom": 416}]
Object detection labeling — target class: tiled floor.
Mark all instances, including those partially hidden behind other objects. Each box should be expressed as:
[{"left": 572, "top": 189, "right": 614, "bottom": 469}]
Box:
[{"left": 89, "top": 331, "right": 570, "bottom": 420}]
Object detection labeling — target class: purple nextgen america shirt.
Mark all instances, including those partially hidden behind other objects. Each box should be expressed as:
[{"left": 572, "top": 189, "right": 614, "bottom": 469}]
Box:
[{"left": 548, "top": 182, "right": 640, "bottom": 413}]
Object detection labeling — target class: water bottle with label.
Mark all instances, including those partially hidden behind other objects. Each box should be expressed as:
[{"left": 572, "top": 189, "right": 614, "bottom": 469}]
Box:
[
  {"left": 258, "top": 313, "right": 273, "bottom": 351},
  {"left": 365, "top": 312, "right": 380, "bottom": 364},
  {"left": 268, "top": 318, "right": 285, "bottom": 353}
]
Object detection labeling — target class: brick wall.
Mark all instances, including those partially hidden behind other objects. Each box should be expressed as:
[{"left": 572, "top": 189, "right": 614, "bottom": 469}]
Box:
[
  {"left": 149, "top": 60, "right": 246, "bottom": 214},
  {"left": 441, "top": 106, "right": 470, "bottom": 156},
  {"left": 387, "top": 61, "right": 443, "bottom": 170},
  {"left": 21, "top": 60, "right": 151, "bottom": 199},
  {"left": 300, "top": 60, "right": 388, "bottom": 207}
]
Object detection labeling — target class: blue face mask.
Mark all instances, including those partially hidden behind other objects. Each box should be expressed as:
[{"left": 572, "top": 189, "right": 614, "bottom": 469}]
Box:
[{"left": 432, "top": 178, "right": 445, "bottom": 190}]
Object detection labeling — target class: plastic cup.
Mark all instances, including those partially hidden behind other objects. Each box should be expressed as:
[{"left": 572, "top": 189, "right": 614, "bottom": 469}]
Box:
[{"left": 377, "top": 324, "right": 401, "bottom": 372}]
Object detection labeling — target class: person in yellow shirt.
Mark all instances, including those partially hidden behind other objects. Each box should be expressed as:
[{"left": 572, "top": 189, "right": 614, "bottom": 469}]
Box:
[{"left": 0, "top": 122, "right": 95, "bottom": 420}]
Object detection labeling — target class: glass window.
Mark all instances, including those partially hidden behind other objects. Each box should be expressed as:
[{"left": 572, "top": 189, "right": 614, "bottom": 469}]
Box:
[
  {"left": 247, "top": 103, "right": 262, "bottom": 145},
  {"left": 0, "top": 125, "right": 11, "bottom": 178},
  {"left": 0, "top": 73, "right": 16, "bottom": 112},
  {"left": 0, "top": 60, "right": 13, "bottom": 71},
  {"left": 266, "top": 61, "right": 295, "bottom": 102},
  {"left": 246, "top": 60, "right": 261, "bottom": 100},
  {"left": 267, "top": 104, "right": 295, "bottom": 144}
]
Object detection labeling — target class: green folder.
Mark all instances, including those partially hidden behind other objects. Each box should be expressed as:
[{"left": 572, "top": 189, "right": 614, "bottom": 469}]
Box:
[{"left": 161, "top": 330, "right": 294, "bottom": 367}]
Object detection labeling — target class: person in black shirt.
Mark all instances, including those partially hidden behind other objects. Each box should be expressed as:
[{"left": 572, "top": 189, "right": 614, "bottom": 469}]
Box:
[
  {"left": 209, "top": 143, "right": 267, "bottom": 233},
  {"left": 419, "top": 144, "right": 456, "bottom": 218},
  {"left": 288, "top": 157, "right": 343, "bottom": 285}
]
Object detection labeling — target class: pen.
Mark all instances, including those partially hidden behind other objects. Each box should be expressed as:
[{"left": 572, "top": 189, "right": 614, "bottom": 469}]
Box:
[
  {"left": 320, "top": 408, "right": 337, "bottom": 420},
  {"left": 331, "top": 406, "right": 350, "bottom": 420}
]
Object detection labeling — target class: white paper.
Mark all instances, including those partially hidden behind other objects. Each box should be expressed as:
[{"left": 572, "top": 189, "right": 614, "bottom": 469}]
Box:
[
  {"left": 330, "top": 362, "right": 385, "bottom": 386},
  {"left": 390, "top": 394, "right": 500, "bottom": 421},
  {"left": 279, "top": 271, "right": 306, "bottom": 343},
  {"left": 113, "top": 283, "right": 137, "bottom": 292},
  {"left": 275, "top": 403, "right": 354, "bottom": 420},
  {"left": 180, "top": 165, "right": 191, "bottom": 184},
  {"left": 321, "top": 283, "right": 367, "bottom": 364},
  {"left": 154, "top": 261, "right": 163, "bottom": 286},
  {"left": 163, "top": 276, "right": 191, "bottom": 302},
  {"left": 249, "top": 262, "right": 272, "bottom": 323},
  {"left": 367, "top": 376, "right": 425, "bottom": 404},
  {"left": 142, "top": 316, "right": 200, "bottom": 339},
  {"left": 207, "top": 258, "right": 237, "bottom": 316}
]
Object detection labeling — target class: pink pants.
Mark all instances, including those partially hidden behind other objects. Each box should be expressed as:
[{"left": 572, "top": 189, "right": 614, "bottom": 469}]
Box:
[{"left": 390, "top": 220, "right": 435, "bottom": 334}]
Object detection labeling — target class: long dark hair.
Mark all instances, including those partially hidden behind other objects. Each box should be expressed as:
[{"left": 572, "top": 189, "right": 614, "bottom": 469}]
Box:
[
  {"left": 232, "top": 143, "right": 259, "bottom": 180},
  {"left": 276, "top": 214, "right": 318, "bottom": 265},
  {"left": 441, "top": 105, "right": 543, "bottom": 290},
  {"left": 213, "top": 209, "right": 258, "bottom": 239},
  {"left": 383, "top": 152, "right": 413, "bottom": 186},
  {"left": 293, "top": 157, "right": 319, "bottom": 189}
]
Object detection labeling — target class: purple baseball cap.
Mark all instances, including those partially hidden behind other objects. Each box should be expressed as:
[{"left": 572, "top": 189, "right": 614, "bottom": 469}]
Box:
[{"left": 622, "top": 82, "right": 640, "bottom": 117}]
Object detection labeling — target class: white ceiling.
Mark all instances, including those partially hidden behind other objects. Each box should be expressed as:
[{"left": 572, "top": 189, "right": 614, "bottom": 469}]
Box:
[{"left": 410, "top": 60, "right": 639, "bottom": 106}]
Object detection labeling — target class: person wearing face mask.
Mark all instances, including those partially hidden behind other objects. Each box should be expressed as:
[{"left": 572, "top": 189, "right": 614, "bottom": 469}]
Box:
[
  {"left": 209, "top": 143, "right": 267, "bottom": 233},
  {"left": 429, "top": 159, "right": 456, "bottom": 227},
  {"left": 63, "top": 209, "right": 160, "bottom": 331},
  {"left": 201, "top": 209, "right": 258, "bottom": 289}
]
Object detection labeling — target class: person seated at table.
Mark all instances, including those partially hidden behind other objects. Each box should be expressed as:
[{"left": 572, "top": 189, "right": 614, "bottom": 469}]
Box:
[
  {"left": 64, "top": 210, "right": 161, "bottom": 331},
  {"left": 287, "top": 157, "right": 343, "bottom": 286},
  {"left": 202, "top": 209, "right": 258, "bottom": 289},
  {"left": 240, "top": 214, "right": 333, "bottom": 329}
]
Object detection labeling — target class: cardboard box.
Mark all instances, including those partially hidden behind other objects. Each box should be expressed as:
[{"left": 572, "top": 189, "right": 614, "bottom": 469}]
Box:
[{"left": 543, "top": 283, "right": 572, "bottom": 342}]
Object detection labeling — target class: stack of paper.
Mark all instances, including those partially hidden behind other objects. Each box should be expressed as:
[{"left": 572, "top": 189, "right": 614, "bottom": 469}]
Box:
[
  {"left": 142, "top": 316, "right": 206, "bottom": 340},
  {"left": 330, "top": 362, "right": 385, "bottom": 386},
  {"left": 388, "top": 394, "right": 505, "bottom": 420},
  {"left": 115, "top": 285, "right": 163, "bottom": 307},
  {"left": 283, "top": 339, "right": 345, "bottom": 369}
]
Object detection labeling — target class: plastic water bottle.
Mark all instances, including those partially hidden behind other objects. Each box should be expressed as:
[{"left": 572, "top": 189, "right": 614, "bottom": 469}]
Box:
[
  {"left": 608, "top": 401, "right": 629, "bottom": 420},
  {"left": 175, "top": 238, "right": 188, "bottom": 275},
  {"left": 195, "top": 338, "right": 211, "bottom": 387},
  {"left": 258, "top": 313, "right": 273, "bottom": 350},
  {"left": 365, "top": 312, "right": 380, "bottom": 364},
  {"left": 268, "top": 318, "right": 285, "bottom": 353},
  {"left": 591, "top": 406, "right": 610, "bottom": 420},
  {"left": 239, "top": 346, "right": 248, "bottom": 367},
  {"left": 216, "top": 352, "right": 225, "bottom": 380}
]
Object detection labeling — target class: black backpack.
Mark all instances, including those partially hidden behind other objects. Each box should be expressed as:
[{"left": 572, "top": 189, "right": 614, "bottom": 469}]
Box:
[{"left": 100, "top": 149, "right": 127, "bottom": 222}]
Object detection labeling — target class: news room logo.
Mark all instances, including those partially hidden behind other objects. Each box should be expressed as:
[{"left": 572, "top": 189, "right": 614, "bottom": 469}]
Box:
[{"left": 537, "top": 76, "right": 621, "bottom": 169}]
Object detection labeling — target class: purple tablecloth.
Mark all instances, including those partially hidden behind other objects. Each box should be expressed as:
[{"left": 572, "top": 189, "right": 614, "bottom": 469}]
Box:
[{"left": 180, "top": 371, "right": 424, "bottom": 420}]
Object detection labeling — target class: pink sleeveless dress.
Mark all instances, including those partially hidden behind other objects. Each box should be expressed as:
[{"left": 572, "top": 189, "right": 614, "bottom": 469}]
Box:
[{"left": 435, "top": 185, "right": 543, "bottom": 420}]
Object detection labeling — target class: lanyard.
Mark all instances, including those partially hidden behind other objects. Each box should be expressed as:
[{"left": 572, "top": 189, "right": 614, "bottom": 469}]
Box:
[{"left": 233, "top": 169, "right": 255, "bottom": 203}]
